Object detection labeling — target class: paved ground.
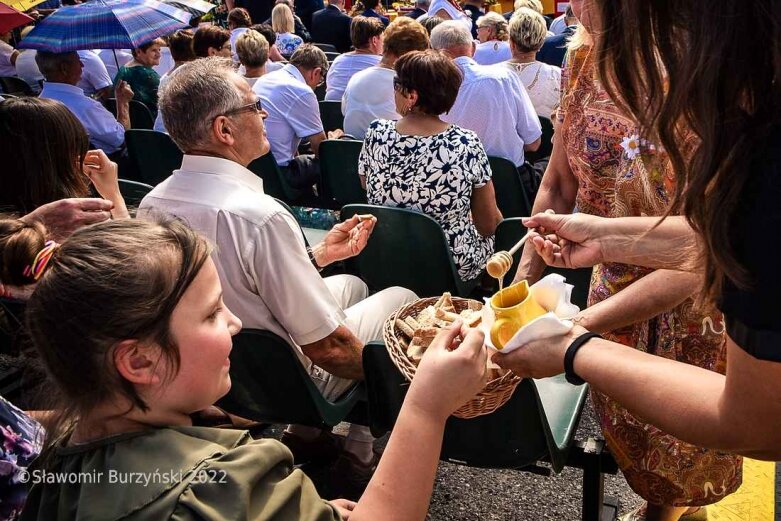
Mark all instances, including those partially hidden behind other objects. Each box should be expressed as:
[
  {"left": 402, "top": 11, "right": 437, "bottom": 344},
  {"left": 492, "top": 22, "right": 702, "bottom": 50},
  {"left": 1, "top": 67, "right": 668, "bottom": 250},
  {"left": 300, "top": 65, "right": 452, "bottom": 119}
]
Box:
[{"left": 265, "top": 398, "right": 643, "bottom": 520}]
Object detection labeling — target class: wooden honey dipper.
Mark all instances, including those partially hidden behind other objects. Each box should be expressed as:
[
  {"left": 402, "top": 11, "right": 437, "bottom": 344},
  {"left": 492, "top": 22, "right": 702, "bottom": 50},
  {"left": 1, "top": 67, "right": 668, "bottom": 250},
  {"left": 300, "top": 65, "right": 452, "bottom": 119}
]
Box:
[{"left": 486, "top": 229, "right": 533, "bottom": 280}]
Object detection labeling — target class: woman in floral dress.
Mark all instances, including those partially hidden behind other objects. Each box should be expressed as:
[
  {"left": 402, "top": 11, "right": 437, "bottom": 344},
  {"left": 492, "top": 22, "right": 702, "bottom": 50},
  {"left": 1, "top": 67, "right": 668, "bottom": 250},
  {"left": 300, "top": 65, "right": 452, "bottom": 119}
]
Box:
[
  {"left": 511, "top": 18, "right": 742, "bottom": 521},
  {"left": 359, "top": 50, "right": 502, "bottom": 282}
]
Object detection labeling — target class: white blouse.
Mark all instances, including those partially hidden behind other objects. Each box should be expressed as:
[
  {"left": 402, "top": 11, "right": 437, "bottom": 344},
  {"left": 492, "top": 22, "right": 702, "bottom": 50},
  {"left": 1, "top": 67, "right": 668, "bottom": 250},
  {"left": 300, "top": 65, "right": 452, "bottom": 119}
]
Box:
[{"left": 505, "top": 60, "right": 562, "bottom": 120}]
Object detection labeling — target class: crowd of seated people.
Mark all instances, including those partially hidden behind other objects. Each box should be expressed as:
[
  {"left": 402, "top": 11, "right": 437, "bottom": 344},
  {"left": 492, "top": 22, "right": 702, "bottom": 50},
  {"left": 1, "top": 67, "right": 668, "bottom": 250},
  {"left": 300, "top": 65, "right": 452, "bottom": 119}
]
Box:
[
  {"left": 4, "top": 3, "right": 781, "bottom": 521},
  {"left": 310, "top": 0, "right": 353, "bottom": 53}
]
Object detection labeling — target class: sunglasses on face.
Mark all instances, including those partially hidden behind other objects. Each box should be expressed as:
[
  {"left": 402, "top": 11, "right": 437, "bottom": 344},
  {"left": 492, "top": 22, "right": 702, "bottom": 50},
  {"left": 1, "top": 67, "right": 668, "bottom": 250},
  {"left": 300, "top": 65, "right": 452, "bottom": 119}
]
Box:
[{"left": 221, "top": 98, "right": 265, "bottom": 117}]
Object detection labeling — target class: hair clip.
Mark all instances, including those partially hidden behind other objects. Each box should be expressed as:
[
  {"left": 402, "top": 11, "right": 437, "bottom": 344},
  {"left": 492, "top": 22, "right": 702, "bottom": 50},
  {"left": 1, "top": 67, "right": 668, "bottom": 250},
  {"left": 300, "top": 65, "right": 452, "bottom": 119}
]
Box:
[{"left": 23, "top": 240, "right": 59, "bottom": 281}]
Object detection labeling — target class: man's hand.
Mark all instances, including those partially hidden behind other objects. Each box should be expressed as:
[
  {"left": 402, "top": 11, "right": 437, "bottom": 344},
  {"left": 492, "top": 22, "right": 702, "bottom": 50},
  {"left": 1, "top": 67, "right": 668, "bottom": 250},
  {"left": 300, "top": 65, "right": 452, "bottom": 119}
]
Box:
[
  {"left": 20, "top": 198, "right": 114, "bottom": 241},
  {"left": 327, "top": 129, "right": 344, "bottom": 140},
  {"left": 522, "top": 212, "right": 608, "bottom": 269},
  {"left": 312, "top": 214, "right": 377, "bottom": 267}
]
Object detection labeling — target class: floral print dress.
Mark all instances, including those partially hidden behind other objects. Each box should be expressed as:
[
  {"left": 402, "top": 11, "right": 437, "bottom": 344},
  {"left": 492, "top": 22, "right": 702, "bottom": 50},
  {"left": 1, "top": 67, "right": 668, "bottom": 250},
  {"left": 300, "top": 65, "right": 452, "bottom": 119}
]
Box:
[
  {"left": 275, "top": 33, "right": 303, "bottom": 59},
  {"left": 359, "top": 119, "right": 494, "bottom": 281},
  {"left": 559, "top": 46, "right": 742, "bottom": 506},
  {"left": 0, "top": 395, "right": 43, "bottom": 520}
]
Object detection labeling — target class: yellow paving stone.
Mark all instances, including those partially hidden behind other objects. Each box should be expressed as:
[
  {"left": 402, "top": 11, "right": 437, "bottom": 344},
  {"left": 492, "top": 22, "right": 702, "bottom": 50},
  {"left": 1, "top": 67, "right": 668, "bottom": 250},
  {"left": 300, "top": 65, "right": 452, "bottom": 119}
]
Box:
[{"left": 708, "top": 459, "right": 775, "bottom": 520}]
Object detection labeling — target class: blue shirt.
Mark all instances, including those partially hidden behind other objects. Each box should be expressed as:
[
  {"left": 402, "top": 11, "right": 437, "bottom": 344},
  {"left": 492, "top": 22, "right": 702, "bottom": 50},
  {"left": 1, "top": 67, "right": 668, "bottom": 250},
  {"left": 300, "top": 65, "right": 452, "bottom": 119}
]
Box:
[{"left": 39, "top": 82, "right": 125, "bottom": 153}]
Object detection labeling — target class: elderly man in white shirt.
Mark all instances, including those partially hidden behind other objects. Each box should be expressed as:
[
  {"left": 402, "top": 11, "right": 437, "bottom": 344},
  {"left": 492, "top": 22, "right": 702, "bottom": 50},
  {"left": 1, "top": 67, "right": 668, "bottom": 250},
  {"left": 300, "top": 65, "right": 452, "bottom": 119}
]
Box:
[
  {"left": 142, "top": 57, "right": 416, "bottom": 491},
  {"left": 254, "top": 44, "right": 343, "bottom": 194},
  {"left": 37, "top": 51, "right": 133, "bottom": 155},
  {"left": 430, "top": 21, "right": 541, "bottom": 168}
]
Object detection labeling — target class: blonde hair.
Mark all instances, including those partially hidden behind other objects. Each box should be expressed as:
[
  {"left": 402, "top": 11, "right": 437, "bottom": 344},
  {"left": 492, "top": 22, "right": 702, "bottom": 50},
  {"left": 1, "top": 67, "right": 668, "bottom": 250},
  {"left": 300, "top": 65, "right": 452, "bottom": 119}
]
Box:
[
  {"left": 567, "top": 25, "right": 593, "bottom": 52},
  {"left": 513, "top": 0, "right": 542, "bottom": 14},
  {"left": 383, "top": 17, "right": 430, "bottom": 58},
  {"left": 476, "top": 12, "right": 509, "bottom": 41},
  {"left": 236, "top": 29, "right": 269, "bottom": 68},
  {"left": 509, "top": 7, "right": 547, "bottom": 52},
  {"left": 271, "top": 3, "right": 295, "bottom": 34}
]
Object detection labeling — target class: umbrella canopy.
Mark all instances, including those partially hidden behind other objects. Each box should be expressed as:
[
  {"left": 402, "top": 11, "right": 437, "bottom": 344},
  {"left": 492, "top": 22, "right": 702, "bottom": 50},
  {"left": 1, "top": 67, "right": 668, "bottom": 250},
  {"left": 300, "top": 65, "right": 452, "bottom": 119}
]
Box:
[
  {"left": 0, "top": 2, "right": 33, "bottom": 34},
  {"left": 161, "top": 0, "right": 214, "bottom": 17},
  {"left": 18, "top": 0, "right": 191, "bottom": 52},
  {"left": 0, "top": 0, "right": 45, "bottom": 14}
]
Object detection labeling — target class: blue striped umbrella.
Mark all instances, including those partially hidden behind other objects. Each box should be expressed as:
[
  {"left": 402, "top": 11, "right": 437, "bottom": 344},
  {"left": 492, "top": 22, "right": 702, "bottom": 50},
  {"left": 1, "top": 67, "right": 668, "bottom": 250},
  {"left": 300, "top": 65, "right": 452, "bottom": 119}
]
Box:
[{"left": 18, "top": 0, "right": 191, "bottom": 52}]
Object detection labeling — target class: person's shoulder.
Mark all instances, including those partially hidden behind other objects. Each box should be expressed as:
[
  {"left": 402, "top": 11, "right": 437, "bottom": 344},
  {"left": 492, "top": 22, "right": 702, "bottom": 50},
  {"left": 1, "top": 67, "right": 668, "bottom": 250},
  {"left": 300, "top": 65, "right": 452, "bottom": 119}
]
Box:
[{"left": 447, "top": 124, "right": 481, "bottom": 142}]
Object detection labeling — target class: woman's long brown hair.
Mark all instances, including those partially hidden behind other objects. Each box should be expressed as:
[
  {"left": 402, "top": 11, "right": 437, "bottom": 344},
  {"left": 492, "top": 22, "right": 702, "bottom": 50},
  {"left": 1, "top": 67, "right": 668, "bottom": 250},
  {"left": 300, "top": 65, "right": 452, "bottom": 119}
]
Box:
[{"left": 593, "top": 0, "right": 781, "bottom": 301}]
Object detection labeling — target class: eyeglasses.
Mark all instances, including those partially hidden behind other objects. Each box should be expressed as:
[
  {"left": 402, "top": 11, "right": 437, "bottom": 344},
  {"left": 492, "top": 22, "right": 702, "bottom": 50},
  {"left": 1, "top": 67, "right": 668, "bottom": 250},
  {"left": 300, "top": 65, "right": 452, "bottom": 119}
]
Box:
[
  {"left": 315, "top": 67, "right": 326, "bottom": 88},
  {"left": 221, "top": 98, "right": 265, "bottom": 117}
]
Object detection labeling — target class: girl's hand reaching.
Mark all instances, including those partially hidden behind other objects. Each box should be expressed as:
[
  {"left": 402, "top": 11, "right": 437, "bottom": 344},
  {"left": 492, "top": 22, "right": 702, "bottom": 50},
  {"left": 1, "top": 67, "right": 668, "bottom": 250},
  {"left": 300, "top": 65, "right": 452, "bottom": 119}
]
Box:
[{"left": 83, "top": 150, "right": 130, "bottom": 219}]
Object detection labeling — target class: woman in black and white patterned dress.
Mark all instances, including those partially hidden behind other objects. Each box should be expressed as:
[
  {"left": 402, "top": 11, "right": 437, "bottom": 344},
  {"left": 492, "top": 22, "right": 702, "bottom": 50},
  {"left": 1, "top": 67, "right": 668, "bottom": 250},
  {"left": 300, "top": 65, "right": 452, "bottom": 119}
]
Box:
[{"left": 358, "top": 49, "right": 503, "bottom": 282}]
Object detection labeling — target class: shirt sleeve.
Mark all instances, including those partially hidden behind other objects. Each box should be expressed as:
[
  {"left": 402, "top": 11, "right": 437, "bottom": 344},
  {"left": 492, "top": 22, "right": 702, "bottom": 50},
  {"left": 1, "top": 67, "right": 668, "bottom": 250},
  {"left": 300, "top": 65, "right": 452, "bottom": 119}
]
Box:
[
  {"left": 172, "top": 439, "right": 342, "bottom": 521},
  {"left": 81, "top": 52, "right": 113, "bottom": 91},
  {"left": 243, "top": 210, "right": 346, "bottom": 345},
  {"left": 510, "top": 74, "right": 542, "bottom": 145},
  {"left": 286, "top": 90, "right": 324, "bottom": 139},
  {"left": 85, "top": 98, "right": 126, "bottom": 151},
  {"left": 717, "top": 129, "right": 781, "bottom": 362}
]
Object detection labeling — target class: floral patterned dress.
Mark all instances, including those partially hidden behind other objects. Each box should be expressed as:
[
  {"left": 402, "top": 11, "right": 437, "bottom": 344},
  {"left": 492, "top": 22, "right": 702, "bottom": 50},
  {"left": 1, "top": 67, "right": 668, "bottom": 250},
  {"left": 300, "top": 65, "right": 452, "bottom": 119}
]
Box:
[
  {"left": 0, "top": 395, "right": 43, "bottom": 520},
  {"left": 359, "top": 119, "right": 495, "bottom": 281},
  {"left": 559, "top": 46, "right": 742, "bottom": 506}
]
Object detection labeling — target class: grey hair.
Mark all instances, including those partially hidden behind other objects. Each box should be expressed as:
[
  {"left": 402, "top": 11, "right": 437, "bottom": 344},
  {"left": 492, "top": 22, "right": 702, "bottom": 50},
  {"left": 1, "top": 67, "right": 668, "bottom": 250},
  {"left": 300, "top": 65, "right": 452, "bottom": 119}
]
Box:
[
  {"left": 159, "top": 57, "right": 244, "bottom": 152},
  {"left": 290, "top": 44, "right": 329, "bottom": 74},
  {"left": 35, "top": 51, "right": 77, "bottom": 80},
  {"left": 429, "top": 20, "right": 473, "bottom": 51}
]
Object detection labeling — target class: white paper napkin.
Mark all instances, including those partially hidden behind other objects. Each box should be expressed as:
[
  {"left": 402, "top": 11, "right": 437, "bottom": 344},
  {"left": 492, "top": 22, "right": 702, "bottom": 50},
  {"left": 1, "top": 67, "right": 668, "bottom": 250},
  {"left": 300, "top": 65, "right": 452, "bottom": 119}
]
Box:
[{"left": 481, "top": 273, "right": 581, "bottom": 353}]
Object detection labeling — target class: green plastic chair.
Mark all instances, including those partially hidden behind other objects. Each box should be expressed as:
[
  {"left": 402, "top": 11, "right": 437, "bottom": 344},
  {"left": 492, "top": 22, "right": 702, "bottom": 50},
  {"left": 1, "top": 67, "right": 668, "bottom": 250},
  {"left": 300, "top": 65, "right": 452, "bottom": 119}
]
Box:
[
  {"left": 216, "top": 329, "right": 366, "bottom": 427},
  {"left": 362, "top": 342, "right": 617, "bottom": 520},
  {"left": 319, "top": 100, "right": 344, "bottom": 133},
  {"left": 0, "top": 76, "right": 33, "bottom": 96},
  {"left": 125, "top": 130, "right": 183, "bottom": 186},
  {"left": 118, "top": 179, "right": 154, "bottom": 207},
  {"left": 494, "top": 217, "right": 592, "bottom": 308},
  {"left": 341, "top": 204, "right": 480, "bottom": 297},
  {"left": 324, "top": 51, "right": 340, "bottom": 62},
  {"left": 104, "top": 98, "right": 155, "bottom": 130},
  {"left": 526, "top": 116, "right": 555, "bottom": 163},
  {"left": 489, "top": 155, "right": 533, "bottom": 218},
  {"left": 319, "top": 140, "right": 367, "bottom": 208},
  {"left": 247, "top": 151, "right": 291, "bottom": 201},
  {"left": 314, "top": 81, "right": 326, "bottom": 101},
  {"left": 313, "top": 42, "right": 338, "bottom": 53}
]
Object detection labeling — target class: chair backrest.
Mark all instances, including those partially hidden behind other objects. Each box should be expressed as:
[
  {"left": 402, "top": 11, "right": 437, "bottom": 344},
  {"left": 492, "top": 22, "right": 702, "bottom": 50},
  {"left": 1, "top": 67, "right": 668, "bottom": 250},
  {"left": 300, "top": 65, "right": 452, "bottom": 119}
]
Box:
[
  {"left": 526, "top": 116, "right": 554, "bottom": 163},
  {"left": 488, "top": 155, "right": 533, "bottom": 218},
  {"left": 314, "top": 81, "right": 326, "bottom": 101},
  {"left": 324, "top": 51, "right": 340, "bottom": 62},
  {"left": 0, "top": 76, "right": 35, "bottom": 96},
  {"left": 216, "top": 329, "right": 365, "bottom": 427},
  {"left": 313, "top": 42, "right": 338, "bottom": 52},
  {"left": 247, "top": 151, "right": 290, "bottom": 201},
  {"left": 494, "top": 217, "right": 592, "bottom": 309},
  {"left": 319, "top": 139, "right": 367, "bottom": 207},
  {"left": 104, "top": 98, "right": 155, "bottom": 130},
  {"left": 118, "top": 179, "right": 154, "bottom": 207},
  {"left": 362, "top": 341, "right": 587, "bottom": 471},
  {"left": 125, "top": 129, "right": 183, "bottom": 185},
  {"left": 341, "top": 204, "right": 478, "bottom": 297},
  {"left": 319, "top": 100, "right": 344, "bottom": 133},
  {"left": 0, "top": 76, "right": 33, "bottom": 96}
]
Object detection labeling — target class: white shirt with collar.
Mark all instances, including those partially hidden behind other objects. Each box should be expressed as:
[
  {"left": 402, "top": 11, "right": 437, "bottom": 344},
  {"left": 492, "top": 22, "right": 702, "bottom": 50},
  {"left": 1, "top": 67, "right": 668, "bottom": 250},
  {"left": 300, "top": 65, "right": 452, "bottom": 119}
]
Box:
[
  {"left": 325, "top": 52, "right": 381, "bottom": 102},
  {"left": 39, "top": 82, "right": 125, "bottom": 154},
  {"left": 253, "top": 64, "right": 324, "bottom": 166},
  {"left": 76, "top": 50, "right": 113, "bottom": 95},
  {"left": 443, "top": 55, "right": 541, "bottom": 166},
  {"left": 138, "top": 154, "right": 347, "bottom": 371}
]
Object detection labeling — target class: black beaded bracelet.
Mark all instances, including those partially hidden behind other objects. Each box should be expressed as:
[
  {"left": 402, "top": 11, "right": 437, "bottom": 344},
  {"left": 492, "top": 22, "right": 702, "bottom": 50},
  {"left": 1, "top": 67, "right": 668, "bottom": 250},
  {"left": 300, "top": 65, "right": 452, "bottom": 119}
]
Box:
[{"left": 564, "top": 332, "right": 602, "bottom": 386}]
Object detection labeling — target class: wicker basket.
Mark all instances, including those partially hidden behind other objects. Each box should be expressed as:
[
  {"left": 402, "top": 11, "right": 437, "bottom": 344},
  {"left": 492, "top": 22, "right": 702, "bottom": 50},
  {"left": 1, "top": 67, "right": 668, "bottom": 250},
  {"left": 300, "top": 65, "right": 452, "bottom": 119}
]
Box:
[{"left": 383, "top": 296, "right": 522, "bottom": 419}]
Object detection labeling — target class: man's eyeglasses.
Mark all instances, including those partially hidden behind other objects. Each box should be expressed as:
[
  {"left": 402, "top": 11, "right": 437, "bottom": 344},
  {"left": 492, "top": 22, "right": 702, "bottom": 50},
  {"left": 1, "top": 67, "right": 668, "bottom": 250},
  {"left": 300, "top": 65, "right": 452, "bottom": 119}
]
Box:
[{"left": 221, "top": 99, "right": 264, "bottom": 117}]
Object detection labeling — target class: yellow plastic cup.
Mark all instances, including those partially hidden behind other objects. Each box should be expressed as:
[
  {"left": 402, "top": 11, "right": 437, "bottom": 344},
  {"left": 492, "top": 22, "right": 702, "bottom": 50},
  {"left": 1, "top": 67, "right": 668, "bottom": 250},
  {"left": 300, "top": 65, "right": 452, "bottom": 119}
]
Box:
[{"left": 489, "top": 280, "right": 547, "bottom": 349}]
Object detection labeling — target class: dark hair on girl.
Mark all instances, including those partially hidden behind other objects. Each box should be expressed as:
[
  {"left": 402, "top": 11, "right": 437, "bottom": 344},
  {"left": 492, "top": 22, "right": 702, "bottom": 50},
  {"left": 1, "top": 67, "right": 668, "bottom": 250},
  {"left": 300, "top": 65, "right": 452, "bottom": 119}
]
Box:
[
  {"left": 394, "top": 49, "right": 462, "bottom": 116},
  {"left": 0, "top": 216, "right": 211, "bottom": 449},
  {"left": 593, "top": 0, "right": 780, "bottom": 301},
  {"left": 0, "top": 98, "right": 90, "bottom": 215},
  {"left": 228, "top": 7, "right": 253, "bottom": 28}
]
